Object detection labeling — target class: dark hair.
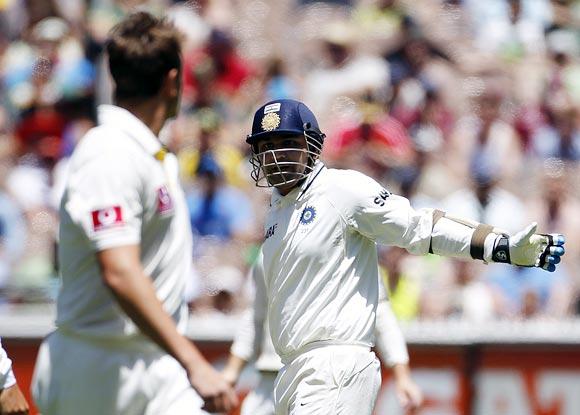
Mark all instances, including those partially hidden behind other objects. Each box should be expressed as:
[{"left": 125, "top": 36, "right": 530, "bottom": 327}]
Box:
[{"left": 106, "top": 12, "right": 181, "bottom": 100}]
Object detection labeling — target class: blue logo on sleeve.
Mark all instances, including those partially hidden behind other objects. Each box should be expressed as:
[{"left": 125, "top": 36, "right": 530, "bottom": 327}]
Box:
[{"left": 300, "top": 206, "right": 317, "bottom": 225}]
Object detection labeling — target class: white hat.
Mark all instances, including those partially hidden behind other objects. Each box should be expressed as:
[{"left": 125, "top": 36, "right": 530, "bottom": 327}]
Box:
[{"left": 32, "top": 17, "right": 69, "bottom": 42}]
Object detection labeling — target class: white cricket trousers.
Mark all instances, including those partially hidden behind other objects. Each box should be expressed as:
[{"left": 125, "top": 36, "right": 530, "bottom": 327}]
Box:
[
  {"left": 31, "top": 331, "right": 206, "bottom": 415},
  {"left": 241, "top": 371, "right": 277, "bottom": 415},
  {"left": 274, "top": 344, "right": 381, "bottom": 415}
]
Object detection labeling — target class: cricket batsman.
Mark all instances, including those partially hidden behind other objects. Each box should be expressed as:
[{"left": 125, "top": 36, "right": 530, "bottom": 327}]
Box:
[{"left": 243, "top": 98, "right": 565, "bottom": 414}]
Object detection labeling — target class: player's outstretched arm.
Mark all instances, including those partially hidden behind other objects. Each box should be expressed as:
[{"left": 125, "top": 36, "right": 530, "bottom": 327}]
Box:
[
  {"left": 334, "top": 172, "right": 565, "bottom": 272},
  {"left": 98, "top": 246, "right": 238, "bottom": 413},
  {"left": 428, "top": 213, "right": 565, "bottom": 272}
]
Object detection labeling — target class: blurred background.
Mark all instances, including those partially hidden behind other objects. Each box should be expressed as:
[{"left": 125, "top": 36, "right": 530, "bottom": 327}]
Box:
[{"left": 1, "top": 1, "right": 580, "bottom": 414}]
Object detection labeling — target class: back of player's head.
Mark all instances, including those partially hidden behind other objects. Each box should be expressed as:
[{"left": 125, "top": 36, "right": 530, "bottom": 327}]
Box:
[{"left": 106, "top": 12, "right": 181, "bottom": 101}]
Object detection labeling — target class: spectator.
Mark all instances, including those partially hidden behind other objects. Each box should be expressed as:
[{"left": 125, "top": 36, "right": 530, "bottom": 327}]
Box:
[
  {"left": 262, "top": 57, "right": 297, "bottom": 101},
  {"left": 324, "top": 96, "right": 415, "bottom": 178},
  {"left": 485, "top": 263, "right": 571, "bottom": 319},
  {"left": 529, "top": 105, "right": 580, "bottom": 161},
  {"left": 442, "top": 158, "right": 527, "bottom": 235},
  {"left": 447, "top": 83, "right": 523, "bottom": 188},
  {"left": 182, "top": 28, "right": 254, "bottom": 110},
  {"left": 0, "top": 124, "right": 55, "bottom": 301},
  {"left": 352, "top": 0, "right": 405, "bottom": 44},
  {"left": 302, "top": 19, "right": 390, "bottom": 123},
  {"left": 3, "top": 15, "right": 95, "bottom": 119},
  {"left": 525, "top": 171, "right": 580, "bottom": 316},
  {"left": 449, "top": 260, "right": 495, "bottom": 321},
  {"left": 403, "top": 87, "right": 455, "bottom": 142},
  {"left": 187, "top": 153, "right": 255, "bottom": 242},
  {"left": 178, "top": 108, "right": 247, "bottom": 188},
  {"left": 462, "top": 0, "right": 552, "bottom": 57}
]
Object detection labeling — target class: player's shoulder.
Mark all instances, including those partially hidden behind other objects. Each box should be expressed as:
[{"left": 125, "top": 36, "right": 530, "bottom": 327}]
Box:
[
  {"left": 69, "top": 125, "right": 140, "bottom": 174},
  {"left": 323, "top": 167, "right": 381, "bottom": 193},
  {"left": 73, "top": 125, "right": 135, "bottom": 160},
  {"left": 322, "top": 167, "right": 388, "bottom": 207}
]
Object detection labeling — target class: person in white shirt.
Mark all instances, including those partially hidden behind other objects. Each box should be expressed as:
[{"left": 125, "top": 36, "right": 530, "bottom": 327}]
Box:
[
  {"left": 0, "top": 339, "right": 29, "bottom": 415},
  {"left": 243, "top": 98, "right": 565, "bottom": 415},
  {"left": 222, "top": 255, "right": 423, "bottom": 415},
  {"left": 30, "top": 12, "right": 237, "bottom": 415}
]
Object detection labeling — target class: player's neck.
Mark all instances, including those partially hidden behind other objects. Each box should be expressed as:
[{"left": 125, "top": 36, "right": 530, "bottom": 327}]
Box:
[
  {"left": 116, "top": 98, "right": 169, "bottom": 137},
  {"left": 275, "top": 177, "right": 307, "bottom": 196},
  {"left": 276, "top": 185, "right": 295, "bottom": 196}
]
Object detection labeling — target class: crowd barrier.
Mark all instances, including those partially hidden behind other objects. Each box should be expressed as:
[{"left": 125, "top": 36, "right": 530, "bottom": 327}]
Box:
[{"left": 3, "top": 306, "right": 580, "bottom": 415}]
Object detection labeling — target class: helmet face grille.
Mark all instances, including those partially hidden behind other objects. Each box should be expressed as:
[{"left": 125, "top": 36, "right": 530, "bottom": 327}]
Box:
[{"left": 249, "top": 133, "right": 323, "bottom": 188}]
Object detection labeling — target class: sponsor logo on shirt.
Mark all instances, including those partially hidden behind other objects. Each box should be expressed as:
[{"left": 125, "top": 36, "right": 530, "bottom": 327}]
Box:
[
  {"left": 373, "top": 188, "right": 391, "bottom": 207},
  {"left": 265, "top": 223, "right": 278, "bottom": 240},
  {"left": 91, "top": 206, "right": 123, "bottom": 231},
  {"left": 300, "top": 206, "right": 316, "bottom": 225},
  {"left": 157, "top": 186, "right": 174, "bottom": 215}
]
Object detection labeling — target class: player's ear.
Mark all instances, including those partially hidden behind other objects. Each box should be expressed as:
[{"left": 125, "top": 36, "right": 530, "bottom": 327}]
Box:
[{"left": 162, "top": 68, "right": 180, "bottom": 99}]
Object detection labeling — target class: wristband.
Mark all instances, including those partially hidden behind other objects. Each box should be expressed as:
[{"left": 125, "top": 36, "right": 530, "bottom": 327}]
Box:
[{"left": 492, "top": 235, "right": 511, "bottom": 263}]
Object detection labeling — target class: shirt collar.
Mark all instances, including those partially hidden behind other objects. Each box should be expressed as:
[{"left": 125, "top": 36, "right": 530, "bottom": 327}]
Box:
[
  {"left": 270, "top": 161, "right": 325, "bottom": 206},
  {"left": 97, "top": 104, "right": 163, "bottom": 157}
]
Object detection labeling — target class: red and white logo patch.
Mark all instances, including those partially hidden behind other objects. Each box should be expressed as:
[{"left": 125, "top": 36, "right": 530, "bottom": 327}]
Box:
[
  {"left": 91, "top": 206, "right": 123, "bottom": 231},
  {"left": 157, "top": 186, "right": 173, "bottom": 214}
]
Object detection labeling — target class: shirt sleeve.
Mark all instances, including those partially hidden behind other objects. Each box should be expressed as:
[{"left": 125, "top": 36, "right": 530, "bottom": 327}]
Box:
[
  {"left": 374, "top": 281, "right": 409, "bottom": 367},
  {"left": 64, "top": 150, "right": 143, "bottom": 251},
  {"left": 0, "top": 339, "right": 16, "bottom": 389},
  {"left": 332, "top": 170, "right": 474, "bottom": 259},
  {"left": 230, "top": 250, "right": 267, "bottom": 361}
]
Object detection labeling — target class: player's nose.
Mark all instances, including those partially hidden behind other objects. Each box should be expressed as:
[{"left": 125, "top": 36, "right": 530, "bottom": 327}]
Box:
[{"left": 274, "top": 147, "right": 288, "bottom": 160}]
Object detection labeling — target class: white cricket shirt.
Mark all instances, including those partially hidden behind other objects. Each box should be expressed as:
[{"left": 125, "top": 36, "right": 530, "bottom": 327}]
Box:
[
  {"left": 231, "top": 257, "right": 409, "bottom": 371},
  {"left": 56, "top": 105, "right": 192, "bottom": 343},
  {"left": 259, "top": 161, "right": 475, "bottom": 361}
]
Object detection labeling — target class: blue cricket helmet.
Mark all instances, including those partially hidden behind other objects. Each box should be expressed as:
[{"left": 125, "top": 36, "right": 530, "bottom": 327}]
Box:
[
  {"left": 246, "top": 99, "right": 326, "bottom": 188},
  {"left": 246, "top": 99, "right": 325, "bottom": 152}
]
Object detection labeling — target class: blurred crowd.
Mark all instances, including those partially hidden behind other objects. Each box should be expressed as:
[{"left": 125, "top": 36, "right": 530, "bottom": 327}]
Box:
[{"left": 0, "top": 0, "right": 580, "bottom": 323}]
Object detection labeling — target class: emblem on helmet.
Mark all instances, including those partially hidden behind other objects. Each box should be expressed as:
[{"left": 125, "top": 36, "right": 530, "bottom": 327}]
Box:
[
  {"left": 300, "top": 206, "right": 316, "bottom": 225},
  {"left": 261, "top": 112, "right": 281, "bottom": 132}
]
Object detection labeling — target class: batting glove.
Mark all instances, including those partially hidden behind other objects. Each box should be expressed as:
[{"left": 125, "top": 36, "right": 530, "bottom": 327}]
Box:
[{"left": 491, "top": 223, "right": 565, "bottom": 272}]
